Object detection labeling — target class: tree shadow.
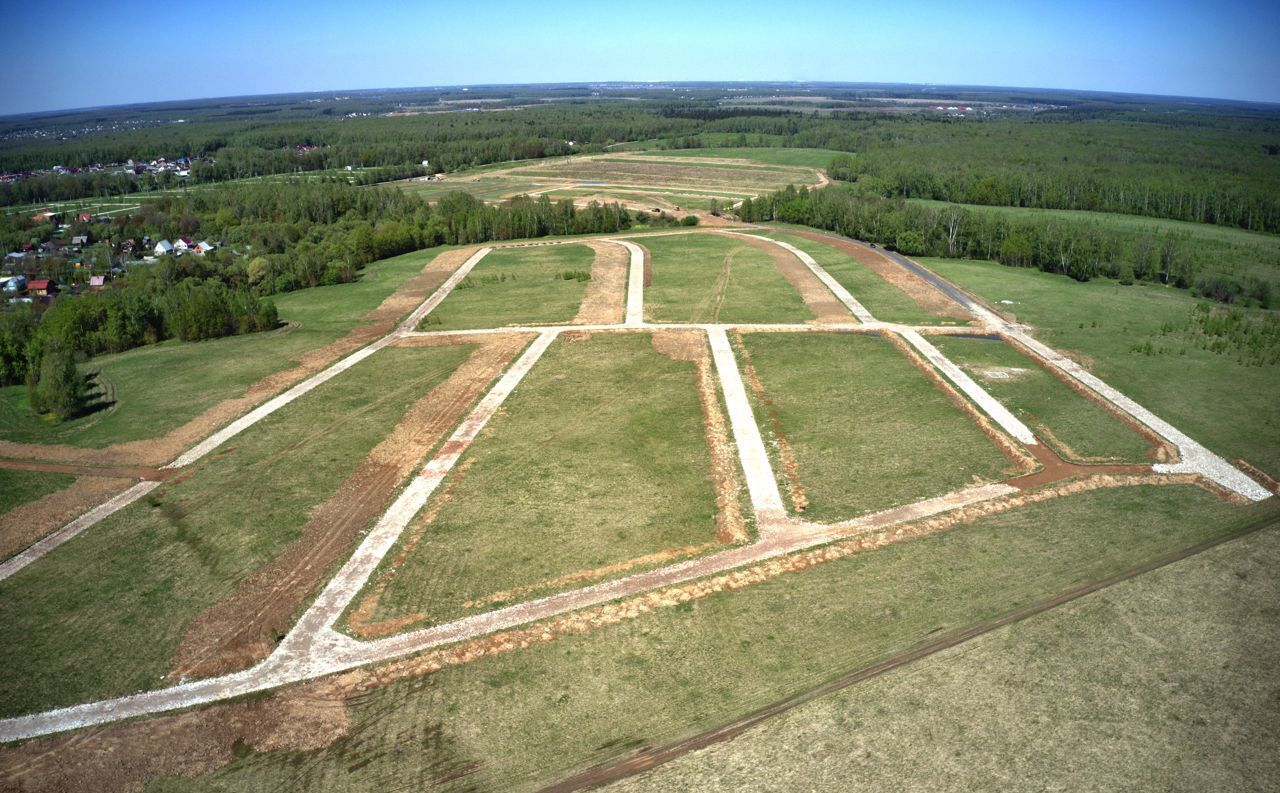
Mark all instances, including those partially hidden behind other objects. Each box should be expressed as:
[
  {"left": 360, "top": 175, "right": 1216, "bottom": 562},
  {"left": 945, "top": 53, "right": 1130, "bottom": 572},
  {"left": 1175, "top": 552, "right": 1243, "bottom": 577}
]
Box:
[{"left": 72, "top": 371, "right": 115, "bottom": 419}]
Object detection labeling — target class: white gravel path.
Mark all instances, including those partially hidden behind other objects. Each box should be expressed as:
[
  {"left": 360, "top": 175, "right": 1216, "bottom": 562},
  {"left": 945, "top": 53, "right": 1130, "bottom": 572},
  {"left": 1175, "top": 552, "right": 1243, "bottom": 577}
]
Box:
[
  {"left": 619, "top": 240, "right": 646, "bottom": 326},
  {"left": 398, "top": 247, "right": 492, "bottom": 331},
  {"left": 706, "top": 326, "right": 788, "bottom": 528},
  {"left": 898, "top": 328, "right": 1038, "bottom": 446},
  {"left": 723, "top": 232, "right": 877, "bottom": 323}
]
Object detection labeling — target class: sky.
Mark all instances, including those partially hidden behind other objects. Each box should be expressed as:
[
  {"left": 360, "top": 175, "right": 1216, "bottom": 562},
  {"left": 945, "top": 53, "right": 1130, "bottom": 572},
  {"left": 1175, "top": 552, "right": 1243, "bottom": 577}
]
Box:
[{"left": 2, "top": 0, "right": 1279, "bottom": 115}]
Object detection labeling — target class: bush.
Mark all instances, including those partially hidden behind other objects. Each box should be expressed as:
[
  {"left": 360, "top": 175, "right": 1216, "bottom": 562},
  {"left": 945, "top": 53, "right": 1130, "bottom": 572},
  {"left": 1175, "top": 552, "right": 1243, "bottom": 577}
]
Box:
[
  {"left": 679, "top": 215, "right": 699, "bottom": 227},
  {"left": 29, "top": 343, "right": 84, "bottom": 420}
]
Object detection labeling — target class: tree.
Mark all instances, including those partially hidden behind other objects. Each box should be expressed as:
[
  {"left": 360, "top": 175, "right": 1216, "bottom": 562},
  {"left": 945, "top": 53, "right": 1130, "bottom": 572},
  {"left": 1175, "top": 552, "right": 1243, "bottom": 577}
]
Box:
[{"left": 30, "top": 343, "right": 84, "bottom": 421}]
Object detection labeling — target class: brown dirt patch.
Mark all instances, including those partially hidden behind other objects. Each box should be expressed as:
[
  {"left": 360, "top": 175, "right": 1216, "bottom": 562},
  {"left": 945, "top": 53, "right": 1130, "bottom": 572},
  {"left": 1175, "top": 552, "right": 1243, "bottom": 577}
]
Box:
[
  {"left": 0, "top": 476, "right": 134, "bottom": 562},
  {"left": 168, "top": 334, "right": 530, "bottom": 679},
  {"left": 785, "top": 230, "right": 971, "bottom": 321},
  {"left": 1234, "top": 460, "right": 1279, "bottom": 495},
  {"left": 732, "top": 332, "right": 809, "bottom": 512},
  {"left": 884, "top": 331, "right": 1038, "bottom": 476},
  {"left": 1008, "top": 441, "right": 1151, "bottom": 492},
  {"left": 726, "top": 233, "right": 852, "bottom": 323},
  {"left": 651, "top": 330, "right": 748, "bottom": 544},
  {"left": 0, "top": 248, "right": 479, "bottom": 470},
  {"left": 0, "top": 458, "right": 166, "bottom": 480},
  {"left": 573, "top": 242, "right": 628, "bottom": 325}
]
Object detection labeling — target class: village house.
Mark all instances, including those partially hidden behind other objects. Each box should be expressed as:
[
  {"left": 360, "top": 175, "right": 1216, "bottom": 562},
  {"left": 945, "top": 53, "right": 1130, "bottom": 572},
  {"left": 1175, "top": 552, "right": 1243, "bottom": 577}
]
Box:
[
  {"left": 88, "top": 275, "right": 107, "bottom": 290},
  {"left": 175, "top": 237, "right": 195, "bottom": 251},
  {"left": 27, "top": 279, "right": 58, "bottom": 297},
  {"left": 154, "top": 239, "right": 175, "bottom": 256}
]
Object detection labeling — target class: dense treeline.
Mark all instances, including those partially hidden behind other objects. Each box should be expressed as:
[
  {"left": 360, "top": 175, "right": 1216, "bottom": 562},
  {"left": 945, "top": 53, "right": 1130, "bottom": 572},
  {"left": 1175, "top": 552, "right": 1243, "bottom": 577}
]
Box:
[
  {"left": 0, "top": 266, "right": 277, "bottom": 419},
  {"left": 8, "top": 99, "right": 1279, "bottom": 235},
  {"left": 741, "top": 184, "right": 1273, "bottom": 307}
]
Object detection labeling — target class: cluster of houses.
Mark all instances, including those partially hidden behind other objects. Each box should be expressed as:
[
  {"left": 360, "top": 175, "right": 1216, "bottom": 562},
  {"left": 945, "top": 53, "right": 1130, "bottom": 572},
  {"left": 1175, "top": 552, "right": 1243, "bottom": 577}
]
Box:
[
  {"left": 0, "top": 155, "right": 213, "bottom": 185},
  {"left": 152, "top": 237, "right": 216, "bottom": 256}
]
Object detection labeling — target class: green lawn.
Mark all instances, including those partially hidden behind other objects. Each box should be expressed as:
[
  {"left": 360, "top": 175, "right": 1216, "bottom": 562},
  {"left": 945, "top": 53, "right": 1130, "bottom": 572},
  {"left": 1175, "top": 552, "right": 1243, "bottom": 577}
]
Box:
[
  {"left": 347, "top": 333, "right": 722, "bottom": 632},
  {"left": 921, "top": 257, "right": 1280, "bottom": 478},
  {"left": 0, "top": 469, "right": 75, "bottom": 514},
  {"left": 736, "top": 332, "right": 1012, "bottom": 521},
  {"left": 0, "top": 247, "right": 453, "bottom": 449},
  {"left": 421, "top": 244, "right": 595, "bottom": 330},
  {"left": 642, "top": 234, "right": 814, "bottom": 324},
  {"left": 932, "top": 335, "right": 1154, "bottom": 463},
  {"left": 145, "top": 487, "right": 1275, "bottom": 792},
  {"left": 0, "top": 344, "right": 476, "bottom": 718},
  {"left": 640, "top": 146, "right": 844, "bottom": 169},
  {"left": 606, "top": 522, "right": 1280, "bottom": 793},
  {"left": 758, "top": 230, "right": 944, "bottom": 324}
]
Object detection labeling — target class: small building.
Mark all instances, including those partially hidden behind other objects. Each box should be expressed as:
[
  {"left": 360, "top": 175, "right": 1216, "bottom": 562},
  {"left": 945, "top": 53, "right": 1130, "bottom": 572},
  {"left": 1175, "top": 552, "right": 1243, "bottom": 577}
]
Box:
[
  {"left": 154, "top": 240, "right": 175, "bottom": 256},
  {"left": 195, "top": 241, "right": 215, "bottom": 255},
  {"left": 27, "top": 279, "right": 57, "bottom": 297},
  {"left": 0, "top": 275, "right": 26, "bottom": 293},
  {"left": 175, "top": 237, "right": 195, "bottom": 251},
  {"left": 71, "top": 235, "right": 88, "bottom": 246},
  {"left": 77, "top": 213, "right": 92, "bottom": 223},
  {"left": 88, "top": 275, "right": 106, "bottom": 290}
]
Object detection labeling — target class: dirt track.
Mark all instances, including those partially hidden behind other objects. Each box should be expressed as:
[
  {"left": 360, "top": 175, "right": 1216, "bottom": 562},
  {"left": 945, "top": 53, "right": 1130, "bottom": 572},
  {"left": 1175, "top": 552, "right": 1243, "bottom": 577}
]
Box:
[
  {"left": 574, "top": 242, "right": 629, "bottom": 324},
  {"left": 167, "top": 334, "right": 530, "bottom": 679},
  {"left": 0, "top": 248, "right": 479, "bottom": 469},
  {"left": 0, "top": 477, "right": 134, "bottom": 562},
  {"left": 784, "top": 230, "right": 972, "bottom": 321}
]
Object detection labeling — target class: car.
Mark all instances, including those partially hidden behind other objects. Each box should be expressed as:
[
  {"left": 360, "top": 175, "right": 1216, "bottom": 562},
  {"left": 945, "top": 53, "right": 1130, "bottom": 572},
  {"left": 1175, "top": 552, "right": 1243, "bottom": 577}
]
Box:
[{"left": 869, "top": 242, "right": 877, "bottom": 248}]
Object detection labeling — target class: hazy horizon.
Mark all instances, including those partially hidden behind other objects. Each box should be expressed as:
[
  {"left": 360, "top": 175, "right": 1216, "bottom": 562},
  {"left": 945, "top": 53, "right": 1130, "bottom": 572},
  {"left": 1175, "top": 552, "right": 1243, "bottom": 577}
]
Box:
[{"left": 2, "top": 0, "right": 1278, "bottom": 116}]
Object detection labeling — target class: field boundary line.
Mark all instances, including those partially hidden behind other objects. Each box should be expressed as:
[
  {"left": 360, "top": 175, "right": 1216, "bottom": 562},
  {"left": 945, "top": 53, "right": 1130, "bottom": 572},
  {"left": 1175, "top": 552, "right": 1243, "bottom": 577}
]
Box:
[
  {"left": 722, "top": 232, "right": 876, "bottom": 323},
  {"left": 398, "top": 246, "right": 492, "bottom": 331},
  {"left": 619, "top": 240, "right": 646, "bottom": 326}
]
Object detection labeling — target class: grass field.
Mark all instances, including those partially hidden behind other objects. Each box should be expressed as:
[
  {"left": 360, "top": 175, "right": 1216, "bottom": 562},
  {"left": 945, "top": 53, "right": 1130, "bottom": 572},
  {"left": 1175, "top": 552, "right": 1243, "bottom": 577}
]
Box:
[
  {"left": 921, "top": 257, "right": 1280, "bottom": 478},
  {"left": 0, "top": 247, "right": 452, "bottom": 448},
  {"left": 421, "top": 244, "right": 595, "bottom": 330},
  {"left": 756, "top": 230, "right": 944, "bottom": 324},
  {"left": 607, "top": 523, "right": 1280, "bottom": 793},
  {"left": 735, "top": 332, "right": 1012, "bottom": 521},
  {"left": 613, "top": 145, "right": 844, "bottom": 169},
  {"left": 143, "top": 487, "right": 1275, "bottom": 792},
  {"left": 642, "top": 234, "right": 814, "bottom": 324},
  {"left": 931, "top": 335, "right": 1155, "bottom": 463},
  {"left": 346, "top": 333, "right": 723, "bottom": 633},
  {"left": 0, "top": 344, "right": 476, "bottom": 718},
  {"left": 0, "top": 469, "right": 75, "bottom": 513},
  {"left": 911, "top": 199, "right": 1280, "bottom": 287}
]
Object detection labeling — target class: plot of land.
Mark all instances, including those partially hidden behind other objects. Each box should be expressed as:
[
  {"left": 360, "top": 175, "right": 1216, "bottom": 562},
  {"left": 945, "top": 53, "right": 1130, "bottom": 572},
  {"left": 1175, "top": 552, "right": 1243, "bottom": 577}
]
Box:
[
  {"left": 922, "top": 257, "right": 1280, "bottom": 479},
  {"left": 0, "top": 343, "right": 477, "bottom": 718},
  {"left": 420, "top": 244, "right": 595, "bottom": 330},
  {"left": 931, "top": 334, "right": 1158, "bottom": 463},
  {"left": 345, "top": 332, "right": 726, "bottom": 635},
  {"left": 57, "top": 487, "right": 1270, "bottom": 793},
  {"left": 642, "top": 233, "right": 815, "bottom": 324},
  {"left": 735, "top": 332, "right": 1013, "bottom": 521}
]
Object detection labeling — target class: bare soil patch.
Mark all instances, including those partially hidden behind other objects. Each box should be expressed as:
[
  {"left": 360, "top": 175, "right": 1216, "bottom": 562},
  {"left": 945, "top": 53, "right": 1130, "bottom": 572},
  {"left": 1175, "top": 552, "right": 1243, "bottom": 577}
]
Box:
[
  {"left": 573, "top": 242, "right": 628, "bottom": 325},
  {"left": 651, "top": 330, "right": 748, "bottom": 544},
  {"left": 728, "top": 234, "right": 851, "bottom": 323},
  {"left": 168, "top": 334, "right": 530, "bottom": 678},
  {"left": 786, "top": 230, "right": 971, "bottom": 321},
  {"left": 0, "top": 248, "right": 479, "bottom": 469},
  {"left": 1235, "top": 460, "right": 1279, "bottom": 494},
  {"left": 0, "top": 458, "right": 166, "bottom": 480},
  {"left": 0, "top": 476, "right": 134, "bottom": 562}
]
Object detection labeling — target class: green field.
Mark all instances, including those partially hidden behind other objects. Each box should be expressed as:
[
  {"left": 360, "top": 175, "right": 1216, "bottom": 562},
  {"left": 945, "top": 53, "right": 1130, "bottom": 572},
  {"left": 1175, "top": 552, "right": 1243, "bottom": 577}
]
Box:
[
  {"left": 0, "top": 468, "right": 74, "bottom": 514},
  {"left": 932, "top": 335, "right": 1155, "bottom": 463},
  {"left": 921, "top": 257, "right": 1280, "bottom": 478},
  {"left": 0, "top": 247, "right": 452, "bottom": 449},
  {"left": 143, "top": 487, "right": 1274, "bottom": 792},
  {"left": 0, "top": 344, "right": 476, "bottom": 718},
  {"left": 421, "top": 244, "right": 595, "bottom": 330},
  {"left": 347, "top": 333, "right": 723, "bottom": 633},
  {"left": 642, "top": 234, "right": 814, "bottom": 324},
  {"left": 606, "top": 522, "right": 1280, "bottom": 793},
  {"left": 757, "top": 230, "right": 945, "bottom": 324},
  {"left": 615, "top": 145, "right": 844, "bottom": 169},
  {"left": 736, "top": 332, "right": 1012, "bottom": 521}
]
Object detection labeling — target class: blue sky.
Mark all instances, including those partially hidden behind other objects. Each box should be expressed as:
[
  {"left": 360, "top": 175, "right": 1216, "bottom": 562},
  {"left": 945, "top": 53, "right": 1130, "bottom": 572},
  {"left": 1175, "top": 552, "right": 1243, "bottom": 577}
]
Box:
[{"left": 2, "top": 0, "right": 1278, "bottom": 114}]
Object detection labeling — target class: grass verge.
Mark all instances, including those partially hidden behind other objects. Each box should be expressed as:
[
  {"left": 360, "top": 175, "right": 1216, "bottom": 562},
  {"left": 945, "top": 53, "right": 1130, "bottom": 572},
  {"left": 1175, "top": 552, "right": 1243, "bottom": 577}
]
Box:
[{"left": 422, "top": 244, "right": 594, "bottom": 330}]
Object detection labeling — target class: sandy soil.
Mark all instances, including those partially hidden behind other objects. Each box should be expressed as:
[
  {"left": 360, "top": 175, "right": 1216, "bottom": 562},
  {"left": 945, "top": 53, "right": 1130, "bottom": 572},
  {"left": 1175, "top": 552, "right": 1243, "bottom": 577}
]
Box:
[
  {"left": 785, "top": 230, "right": 972, "bottom": 321},
  {"left": 729, "top": 233, "right": 851, "bottom": 324},
  {"left": 574, "top": 242, "right": 629, "bottom": 325},
  {"left": 0, "top": 477, "right": 134, "bottom": 562},
  {"left": 0, "top": 248, "right": 479, "bottom": 470},
  {"left": 167, "top": 334, "right": 530, "bottom": 679}
]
